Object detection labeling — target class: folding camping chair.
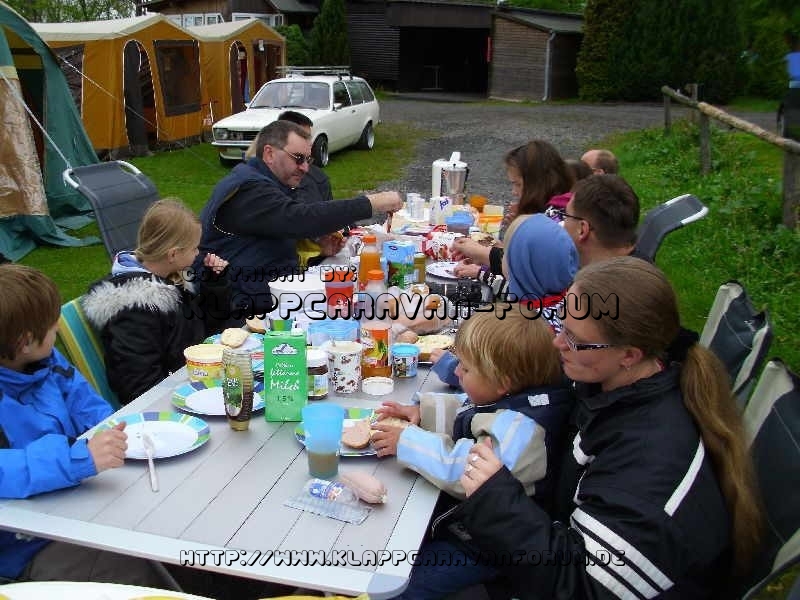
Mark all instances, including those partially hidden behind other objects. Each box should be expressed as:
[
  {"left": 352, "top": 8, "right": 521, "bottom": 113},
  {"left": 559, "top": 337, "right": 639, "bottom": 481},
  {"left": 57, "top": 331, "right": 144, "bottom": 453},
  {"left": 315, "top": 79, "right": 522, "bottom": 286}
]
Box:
[
  {"left": 63, "top": 160, "right": 159, "bottom": 260},
  {"left": 634, "top": 194, "right": 708, "bottom": 262},
  {"left": 700, "top": 281, "right": 772, "bottom": 409},
  {"left": 57, "top": 297, "right": 119, "bottom": 408},
  {"left": 735, "top": 359, "right": 800, "bottom": 599}
]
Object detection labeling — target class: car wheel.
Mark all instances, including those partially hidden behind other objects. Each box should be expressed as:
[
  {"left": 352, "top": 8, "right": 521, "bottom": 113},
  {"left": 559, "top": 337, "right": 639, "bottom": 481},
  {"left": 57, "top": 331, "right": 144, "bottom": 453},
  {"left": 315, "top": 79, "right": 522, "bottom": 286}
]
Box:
[
  {"left": 357, "top": 122, "right": 375, "bottom": 150},
  {"left": 219, "top": 156, "right": 241, "bottom": 168},
  {"left": 312, "top": 136, "right": 329, "bottom": 167}
]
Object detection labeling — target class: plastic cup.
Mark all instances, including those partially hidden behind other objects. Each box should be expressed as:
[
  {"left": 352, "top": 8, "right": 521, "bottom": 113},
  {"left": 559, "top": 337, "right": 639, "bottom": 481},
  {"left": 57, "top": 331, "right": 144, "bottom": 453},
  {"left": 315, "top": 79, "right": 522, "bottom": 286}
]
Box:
[
  {"left": 301, "top": 404, "right": 345, "bottom": 478},
  {"left": 391, "top": 343, "right": 420, "bottom": 378},
  {"left": 323, "top": 340, "right": 363, "bottom": 394},
  {"left": 322, "top": 267, "right": 356, "bottom": 318},
  {"left": 308, "top": 319, "right": 359, "bottom": 347},
  {"left": 446, "top": 212, "right": 474, "bottom": 237}
]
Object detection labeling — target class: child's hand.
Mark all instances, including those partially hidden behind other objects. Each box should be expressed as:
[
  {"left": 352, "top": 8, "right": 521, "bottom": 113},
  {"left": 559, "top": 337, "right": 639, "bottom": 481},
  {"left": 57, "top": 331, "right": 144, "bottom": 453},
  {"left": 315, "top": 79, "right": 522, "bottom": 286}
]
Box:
[
  {"left": 371, "top": 423, "right": 403, "bottom": 457},
  {"left": 204, "top": 252, "right": 229, "bottom": 274},
  {"left": 374, "top": 401, "right": 420, "bottom": 425},
  {"left": 428, "top": 348, "right": 447, "bottom": 364},
  {"left": 88, "top": 422, "right": 127, "bottom": 473},
  {"left": 461, "top": 437, "right": 502, "bottom": 497}
]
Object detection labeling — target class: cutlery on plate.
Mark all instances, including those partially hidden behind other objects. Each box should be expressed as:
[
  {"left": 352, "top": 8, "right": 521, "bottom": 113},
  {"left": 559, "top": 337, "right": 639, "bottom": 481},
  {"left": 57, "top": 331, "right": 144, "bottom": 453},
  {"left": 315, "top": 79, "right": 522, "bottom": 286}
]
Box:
[{"left": 141, "top": 433, "right": 159, "bottom": 492}]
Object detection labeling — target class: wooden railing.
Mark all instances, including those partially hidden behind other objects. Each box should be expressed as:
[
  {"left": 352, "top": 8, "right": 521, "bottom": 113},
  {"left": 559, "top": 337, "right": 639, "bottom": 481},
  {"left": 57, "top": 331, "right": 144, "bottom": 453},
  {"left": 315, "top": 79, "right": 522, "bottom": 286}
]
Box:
[{"left": 662, "top": 85, "right": 800, "bottom": 229}]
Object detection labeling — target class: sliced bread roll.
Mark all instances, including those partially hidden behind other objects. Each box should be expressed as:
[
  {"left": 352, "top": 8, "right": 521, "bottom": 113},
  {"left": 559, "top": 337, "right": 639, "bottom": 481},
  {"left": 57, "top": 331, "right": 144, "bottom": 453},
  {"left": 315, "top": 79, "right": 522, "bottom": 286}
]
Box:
[{"left": 341, "top": 419, "right": 372, "bottom": 449}]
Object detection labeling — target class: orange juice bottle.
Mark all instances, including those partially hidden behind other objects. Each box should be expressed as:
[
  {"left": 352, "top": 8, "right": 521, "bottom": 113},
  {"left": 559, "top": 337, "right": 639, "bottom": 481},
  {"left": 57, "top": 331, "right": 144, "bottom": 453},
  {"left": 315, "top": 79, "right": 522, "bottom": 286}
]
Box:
[
  {"left": 358, "top": 234, "right": 382, "bottom": 291},
  {"left": 360, "top": 269, "right": 392, "bottom": 378}
]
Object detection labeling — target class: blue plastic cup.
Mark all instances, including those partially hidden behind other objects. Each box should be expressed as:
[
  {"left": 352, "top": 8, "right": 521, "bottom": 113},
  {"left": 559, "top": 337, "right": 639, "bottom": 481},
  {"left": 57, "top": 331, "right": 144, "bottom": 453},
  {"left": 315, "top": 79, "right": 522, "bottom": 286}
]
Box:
[
  {"left": 392, "top": 343, "right": 420, "bottom": 378},
  {"left": 301, "top": 404, "right": 345, "bottom": 478}
]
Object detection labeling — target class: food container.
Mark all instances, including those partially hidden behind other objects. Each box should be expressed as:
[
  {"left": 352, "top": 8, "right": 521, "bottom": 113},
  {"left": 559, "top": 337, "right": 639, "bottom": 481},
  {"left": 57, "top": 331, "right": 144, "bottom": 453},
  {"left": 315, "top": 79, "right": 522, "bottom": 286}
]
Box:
[
  {"left": 184, "top": 344, "right": 225, "bottom": 386},
  {"left": 391, "top": 343, "right": 420, "bottom": 378},
  {"left": 361, "top": 376, "right": 395, "bottom": 396}
]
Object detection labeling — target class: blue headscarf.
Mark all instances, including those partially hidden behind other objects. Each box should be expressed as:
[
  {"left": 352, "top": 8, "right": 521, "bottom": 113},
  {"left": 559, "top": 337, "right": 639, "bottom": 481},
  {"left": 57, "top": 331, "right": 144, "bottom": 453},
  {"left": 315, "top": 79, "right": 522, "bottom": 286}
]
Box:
[{"left": 505, "top": 213, "right": 579, "bottom": 299}]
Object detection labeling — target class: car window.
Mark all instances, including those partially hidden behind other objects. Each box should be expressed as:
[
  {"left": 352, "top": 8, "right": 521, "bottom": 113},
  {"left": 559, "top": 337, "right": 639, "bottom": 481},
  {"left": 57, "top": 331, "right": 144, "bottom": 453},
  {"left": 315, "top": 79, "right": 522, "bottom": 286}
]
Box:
[
  {"left": 333, "top": 81, "right": 351, "bottom": 107},
  {"left": 357, "top": 81, "right": 375, "bottom": 103},
  {"left": 305, "top": 83, "right": 330, "bottom": 109},
  {"left": 345, "top": 80, "right": 364, "bottom": 105}
]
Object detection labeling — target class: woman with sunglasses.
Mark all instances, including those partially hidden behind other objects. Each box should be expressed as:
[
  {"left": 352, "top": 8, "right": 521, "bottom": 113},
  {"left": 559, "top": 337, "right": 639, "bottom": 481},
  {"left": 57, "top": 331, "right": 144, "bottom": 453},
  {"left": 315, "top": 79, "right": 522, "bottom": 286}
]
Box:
[
  {"left": 445, "top": 257, "right": 762, "bottom": 599},
  {"left": 452, "top": 140, "right": 573, "bottom": 283}
]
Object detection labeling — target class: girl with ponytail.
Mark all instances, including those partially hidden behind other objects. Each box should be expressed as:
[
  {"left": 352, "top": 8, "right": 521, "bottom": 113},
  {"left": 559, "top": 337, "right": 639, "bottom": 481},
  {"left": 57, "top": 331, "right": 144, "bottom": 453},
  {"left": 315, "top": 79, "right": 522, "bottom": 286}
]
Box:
[{"left": 443, "top": 256, "right": 761, "bottom": 599}]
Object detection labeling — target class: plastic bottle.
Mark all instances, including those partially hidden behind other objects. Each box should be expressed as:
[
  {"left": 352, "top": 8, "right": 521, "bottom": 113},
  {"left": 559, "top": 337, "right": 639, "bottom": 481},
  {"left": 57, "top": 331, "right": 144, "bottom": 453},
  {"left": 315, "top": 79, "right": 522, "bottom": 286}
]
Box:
[
  {"left": 360, "top": 269, "right": 392, "bottom": 378},
  {"left": 303, "top": 478, "right": 360, "bottom": 505},
  {"left": 222, "top": 347, "right": 254, "bottom": 431},
  {"left": 357, "top": 234, "right": 382, "bottom": 292}
]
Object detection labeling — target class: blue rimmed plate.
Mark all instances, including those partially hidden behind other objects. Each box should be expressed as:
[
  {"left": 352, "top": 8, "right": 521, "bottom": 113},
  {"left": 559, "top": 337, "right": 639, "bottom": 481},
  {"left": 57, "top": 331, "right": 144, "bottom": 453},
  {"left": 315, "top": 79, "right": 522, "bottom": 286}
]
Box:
[
  {"left": 96, "top": 411, "right": 210, "bottom": 459},
  {"left": 295, "top": 407, "right": 376, "bottom": 457},
  {"left": 172, "top": 380, "right": 265, "bottom": 416}
]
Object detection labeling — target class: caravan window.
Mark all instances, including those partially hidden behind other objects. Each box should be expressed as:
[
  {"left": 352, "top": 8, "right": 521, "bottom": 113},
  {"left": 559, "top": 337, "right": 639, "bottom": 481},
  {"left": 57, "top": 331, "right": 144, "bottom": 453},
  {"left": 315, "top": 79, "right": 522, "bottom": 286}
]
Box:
[{"left": 153, "top": 41, "right": 201, "bottom": 117}]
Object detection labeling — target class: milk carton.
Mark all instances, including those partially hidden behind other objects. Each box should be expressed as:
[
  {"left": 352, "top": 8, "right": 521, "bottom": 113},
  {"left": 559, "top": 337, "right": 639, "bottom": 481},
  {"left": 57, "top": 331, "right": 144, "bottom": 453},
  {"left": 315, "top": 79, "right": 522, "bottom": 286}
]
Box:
[{"left": 263, "top": 330, "right": 307, "bottom": 421}]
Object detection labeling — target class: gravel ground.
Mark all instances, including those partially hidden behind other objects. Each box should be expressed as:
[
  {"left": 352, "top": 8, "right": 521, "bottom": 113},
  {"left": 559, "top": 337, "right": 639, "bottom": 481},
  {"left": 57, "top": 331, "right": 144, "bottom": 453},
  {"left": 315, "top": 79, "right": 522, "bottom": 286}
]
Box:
[{"left": 374, "top": 97, "right": 776, "bottom": 208}]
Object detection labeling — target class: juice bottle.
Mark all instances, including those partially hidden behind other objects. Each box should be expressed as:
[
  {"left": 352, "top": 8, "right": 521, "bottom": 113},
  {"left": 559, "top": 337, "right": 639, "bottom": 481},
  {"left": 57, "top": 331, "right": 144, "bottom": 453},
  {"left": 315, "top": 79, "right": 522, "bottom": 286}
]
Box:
[
  {"left": 358, "top": 234, "right": 382, "bottom": 291},
  {"left": 360, "top": 269, "right": 392, "bottom": 378}
]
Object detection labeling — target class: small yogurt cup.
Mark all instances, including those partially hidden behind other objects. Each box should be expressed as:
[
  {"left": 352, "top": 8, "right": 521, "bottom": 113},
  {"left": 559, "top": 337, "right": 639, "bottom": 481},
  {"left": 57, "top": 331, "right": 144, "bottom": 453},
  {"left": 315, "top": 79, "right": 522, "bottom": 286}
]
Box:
[{"left": 361, "top": 376, "right": 395, "bottom": 396}]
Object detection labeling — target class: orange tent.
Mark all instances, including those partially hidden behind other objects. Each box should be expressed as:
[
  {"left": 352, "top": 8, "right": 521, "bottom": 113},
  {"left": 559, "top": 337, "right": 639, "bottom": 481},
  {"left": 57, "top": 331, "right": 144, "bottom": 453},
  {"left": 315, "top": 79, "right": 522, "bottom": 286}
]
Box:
[
  {"left": 188, "top": 19, "right": 285, "bottom": 123},
  {"left": 34, "top": 14, "right": 203, "bottom": 157}
]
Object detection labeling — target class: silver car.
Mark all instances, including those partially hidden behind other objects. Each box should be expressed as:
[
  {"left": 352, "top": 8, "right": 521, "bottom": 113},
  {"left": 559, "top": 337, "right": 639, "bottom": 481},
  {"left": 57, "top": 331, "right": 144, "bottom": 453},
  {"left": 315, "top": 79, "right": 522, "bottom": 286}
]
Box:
[{"left": 212, "top": 69, "right": 380, "bottom": 167}]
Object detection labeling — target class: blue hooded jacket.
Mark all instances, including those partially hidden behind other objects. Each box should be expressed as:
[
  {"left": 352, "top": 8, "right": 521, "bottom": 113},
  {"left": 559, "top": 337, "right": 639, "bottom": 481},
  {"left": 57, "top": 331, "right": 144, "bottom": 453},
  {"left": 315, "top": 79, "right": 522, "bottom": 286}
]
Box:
[{"left": 0, "top": 349, "right": 113, "bottom": 578}]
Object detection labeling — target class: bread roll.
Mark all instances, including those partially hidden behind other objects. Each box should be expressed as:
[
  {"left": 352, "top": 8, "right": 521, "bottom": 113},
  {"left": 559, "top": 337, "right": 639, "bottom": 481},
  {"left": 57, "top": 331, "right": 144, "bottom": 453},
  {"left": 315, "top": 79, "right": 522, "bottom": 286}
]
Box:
[
  {"left": 220, "top": 328, "right": 249, "bottom": 348},
  {"left": 341, "top": 419, "right": 372, "bottom": 449}
]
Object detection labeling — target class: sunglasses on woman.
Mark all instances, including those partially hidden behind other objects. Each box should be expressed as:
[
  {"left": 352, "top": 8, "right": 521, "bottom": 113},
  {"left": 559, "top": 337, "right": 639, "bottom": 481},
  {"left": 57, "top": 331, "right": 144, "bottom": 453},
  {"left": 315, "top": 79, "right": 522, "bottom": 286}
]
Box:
[{"left": 560, "top": 328, "right": 613, "bottom": 352}]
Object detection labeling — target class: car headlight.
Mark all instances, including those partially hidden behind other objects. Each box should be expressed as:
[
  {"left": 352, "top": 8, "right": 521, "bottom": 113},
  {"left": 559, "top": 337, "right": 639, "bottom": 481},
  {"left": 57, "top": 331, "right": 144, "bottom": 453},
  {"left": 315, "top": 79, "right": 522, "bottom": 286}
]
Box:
[{"left": 215, "top": 128, "right": 229, "bottom": 141}]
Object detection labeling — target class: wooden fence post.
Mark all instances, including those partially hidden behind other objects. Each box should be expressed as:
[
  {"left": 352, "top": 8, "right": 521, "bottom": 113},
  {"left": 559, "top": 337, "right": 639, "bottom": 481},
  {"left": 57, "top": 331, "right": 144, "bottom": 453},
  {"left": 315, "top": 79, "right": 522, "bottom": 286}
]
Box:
[
  {"left": 699, "top": 113, "right": 711, "bottom": 175},
  {"left": 785, "top": 153, "right": 799, "bottom": 229},
  {"left": 664, "top": 94, "right": 671, "bottom": 133},
  {"left": 686, "top": 84, "right": 699, "bottom": 124}
]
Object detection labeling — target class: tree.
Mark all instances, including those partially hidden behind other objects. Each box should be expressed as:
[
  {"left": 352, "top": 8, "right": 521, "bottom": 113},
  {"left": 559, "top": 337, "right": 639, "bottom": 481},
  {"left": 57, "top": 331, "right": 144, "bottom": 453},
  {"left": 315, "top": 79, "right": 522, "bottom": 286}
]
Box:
[
  {"left": 309, "top": 0, "right": 350, "bottom": 66},
  {"left": 276, "top": 25, "right": 312, "bottom": 66},
  {"left": 5, "top": 0, "right": 134, "bottom": 22}
]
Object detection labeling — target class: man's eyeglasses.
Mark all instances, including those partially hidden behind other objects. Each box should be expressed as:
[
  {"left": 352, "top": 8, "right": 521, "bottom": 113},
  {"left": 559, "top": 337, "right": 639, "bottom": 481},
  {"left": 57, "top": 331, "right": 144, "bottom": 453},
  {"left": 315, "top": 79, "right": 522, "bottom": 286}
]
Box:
[
  {"left": 560, "top": 328, "right": 614, "bottom": 352},
  {"left": 545, "top": 206, "right": 585, "bottom": 223},
  {"left": 278, "top": 147, "right": 314, "bottom": 166}
]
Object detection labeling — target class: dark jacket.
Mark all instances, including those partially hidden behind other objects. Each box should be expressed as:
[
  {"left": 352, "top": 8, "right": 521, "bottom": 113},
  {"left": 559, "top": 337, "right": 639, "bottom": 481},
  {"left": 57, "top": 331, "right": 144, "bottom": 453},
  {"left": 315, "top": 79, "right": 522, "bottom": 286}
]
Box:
[
  {"left": 448, "top": 365, "right": 731, "bottom": 599},
  {"left": 83, "top": 253, "right": 229, "bottom": 404},
  {"left": 197, "top": 158, "right": 371, "bottom": 314}
]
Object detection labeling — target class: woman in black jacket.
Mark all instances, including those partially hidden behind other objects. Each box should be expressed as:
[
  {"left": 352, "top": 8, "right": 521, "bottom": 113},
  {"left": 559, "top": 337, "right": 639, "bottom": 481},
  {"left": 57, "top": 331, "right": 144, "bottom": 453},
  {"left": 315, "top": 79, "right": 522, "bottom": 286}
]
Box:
[
  {"left": 83, "top": 199, "right": 230, "bottom": 404},
  {"left": 452, "top": 257, "right": 762, "bottom": 599}
]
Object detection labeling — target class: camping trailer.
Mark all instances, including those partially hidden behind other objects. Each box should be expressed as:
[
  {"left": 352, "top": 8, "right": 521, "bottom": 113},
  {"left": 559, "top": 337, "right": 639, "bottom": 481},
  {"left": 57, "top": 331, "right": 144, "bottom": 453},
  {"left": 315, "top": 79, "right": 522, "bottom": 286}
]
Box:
[
  {"left": 34, "top": 15, "right": 203, "bottom": 158},
  {"left": 188, "top": 19, "right": 285, "bottom": 123}
]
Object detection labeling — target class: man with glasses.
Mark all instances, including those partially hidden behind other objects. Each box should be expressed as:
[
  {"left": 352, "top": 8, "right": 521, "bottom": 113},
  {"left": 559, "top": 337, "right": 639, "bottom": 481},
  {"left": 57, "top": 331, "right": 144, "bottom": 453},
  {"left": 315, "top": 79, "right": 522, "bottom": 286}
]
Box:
[
  {"left": 557, "top": 174, "right": 641, "bottom": 267},
  {"left": 197, "top": 120, "right": 402, "bottom": 316}
]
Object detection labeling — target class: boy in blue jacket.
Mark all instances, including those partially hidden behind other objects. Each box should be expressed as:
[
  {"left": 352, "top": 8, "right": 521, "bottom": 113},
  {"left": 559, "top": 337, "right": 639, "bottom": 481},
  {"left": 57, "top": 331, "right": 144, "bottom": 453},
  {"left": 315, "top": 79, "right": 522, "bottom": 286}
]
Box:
[{"left": 0, "top": 264, "right": 171, "bottom": 586}]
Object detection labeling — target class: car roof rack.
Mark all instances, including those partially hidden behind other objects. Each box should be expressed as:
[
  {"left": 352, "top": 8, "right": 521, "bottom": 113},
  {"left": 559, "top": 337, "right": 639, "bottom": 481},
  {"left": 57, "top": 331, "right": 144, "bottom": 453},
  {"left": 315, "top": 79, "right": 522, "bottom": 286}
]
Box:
[{"left": 277, "top": 65, "right": 353, "bottom": 80}]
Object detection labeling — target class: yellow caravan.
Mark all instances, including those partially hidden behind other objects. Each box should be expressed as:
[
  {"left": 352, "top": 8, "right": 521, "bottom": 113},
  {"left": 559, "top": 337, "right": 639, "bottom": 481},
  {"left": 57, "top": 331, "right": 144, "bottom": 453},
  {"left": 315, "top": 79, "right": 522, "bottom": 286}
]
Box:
[
  {"left": 188, "top": 19, "right": 285, "bottom": 127},
  {"left": 34, "top": 14, "right": 202, "bottom": 158}
]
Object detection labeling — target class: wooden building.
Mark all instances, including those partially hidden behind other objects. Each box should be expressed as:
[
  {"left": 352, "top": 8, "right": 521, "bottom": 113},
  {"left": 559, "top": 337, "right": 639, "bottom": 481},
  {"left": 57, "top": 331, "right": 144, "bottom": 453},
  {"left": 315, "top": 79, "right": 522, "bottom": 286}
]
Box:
[
  {"left": 140, "top": 0, "right": 319, "bottom": 30},
  {"left": 489, "top": 7, "right": 582, "bottom": 101}
]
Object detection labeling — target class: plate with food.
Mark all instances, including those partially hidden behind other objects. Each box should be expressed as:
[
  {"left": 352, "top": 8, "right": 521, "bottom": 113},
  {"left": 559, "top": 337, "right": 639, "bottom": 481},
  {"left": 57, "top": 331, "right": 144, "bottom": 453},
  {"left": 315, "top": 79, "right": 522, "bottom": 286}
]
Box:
[
  {"left": 415, "top": 334, "right": 455, "bottom": 364},
  {"left": 426, "top": 261, "right": 460, "bottom": 280},
  {"left": 205, "top": 329, "right": 263, "bottom": 352},
  {"left": 94, "top": 412, "right": 210, "bottom": 460},
  {"left": 172, "top": 380, "right": 266, "bottom": 416},
  {"left": 295, "top": 408, "right": 378, "bottom": 457}
]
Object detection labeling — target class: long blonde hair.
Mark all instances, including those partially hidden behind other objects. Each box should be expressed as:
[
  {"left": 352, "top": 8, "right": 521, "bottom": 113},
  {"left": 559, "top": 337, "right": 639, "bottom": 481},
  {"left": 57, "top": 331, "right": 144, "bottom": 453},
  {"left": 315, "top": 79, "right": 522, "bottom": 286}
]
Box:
[
  {"left": 574, "top": 256, "right": 761, "bottom": 572},
  {"left": 136, "top": 199, "right": 199, "bottom": 262},
  {"left": 454, "top": 310, "right": 561, "bottom": 394}
]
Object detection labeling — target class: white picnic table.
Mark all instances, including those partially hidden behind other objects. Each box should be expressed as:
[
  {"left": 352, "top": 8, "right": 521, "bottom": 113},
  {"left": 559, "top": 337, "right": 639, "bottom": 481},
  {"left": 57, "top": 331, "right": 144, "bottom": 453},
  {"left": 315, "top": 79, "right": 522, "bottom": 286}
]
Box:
[{"left": 0, "top": 367, "right": 450, "bottom": 598}]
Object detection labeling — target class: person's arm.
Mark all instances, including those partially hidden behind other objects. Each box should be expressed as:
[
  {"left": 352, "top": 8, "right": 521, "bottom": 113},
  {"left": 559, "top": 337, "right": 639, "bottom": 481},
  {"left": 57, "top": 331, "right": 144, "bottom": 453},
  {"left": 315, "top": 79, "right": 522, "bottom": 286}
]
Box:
[
  {"left": 55, "top": 349, "right": 114, "bottom": 431},
  {"left": 431, "top": 350, "right": 461, "bottom": 388},
  {"left": 103, "top": 309, "right": 171, "bottom": 404},
  {"left": 396, "top": 426, "right": 475, "bottom": 499},
  {"left": 0, "top": 438, "right": 98, "bottom": 499}
]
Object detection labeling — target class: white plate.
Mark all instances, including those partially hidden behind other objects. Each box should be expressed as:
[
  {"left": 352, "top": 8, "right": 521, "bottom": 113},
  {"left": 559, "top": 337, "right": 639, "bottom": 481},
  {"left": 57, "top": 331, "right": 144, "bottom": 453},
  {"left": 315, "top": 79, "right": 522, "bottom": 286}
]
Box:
[
  {"left": 426, "top": 261, "right": 460, "bottom": 279},
  {"left": 204, "top": 332, "right": 263, "bottom": 352},
  {"left": 172, "top": 380, "right": 265, "bottom": 416},
  {"left": 95, "top": 412, "right": 210, "bottom": 460}
]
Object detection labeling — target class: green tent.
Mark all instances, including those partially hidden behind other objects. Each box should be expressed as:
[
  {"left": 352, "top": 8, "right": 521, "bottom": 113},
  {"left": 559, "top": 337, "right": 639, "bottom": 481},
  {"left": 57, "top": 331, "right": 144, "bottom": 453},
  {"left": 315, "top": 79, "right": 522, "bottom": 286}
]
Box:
[{"left": 0, "top": 1, "right": 99, "bottom": 260}]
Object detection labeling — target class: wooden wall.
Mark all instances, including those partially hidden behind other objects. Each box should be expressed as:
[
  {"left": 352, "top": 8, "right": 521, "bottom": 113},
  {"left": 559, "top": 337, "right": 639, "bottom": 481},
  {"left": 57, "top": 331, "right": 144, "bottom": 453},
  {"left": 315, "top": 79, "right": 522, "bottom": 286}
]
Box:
[
  {"left": 490, "top": 18, "right": 548, "bottom": 101},
  {"left": 347, "top": 0, "right": 399, "bottom": 84}
]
